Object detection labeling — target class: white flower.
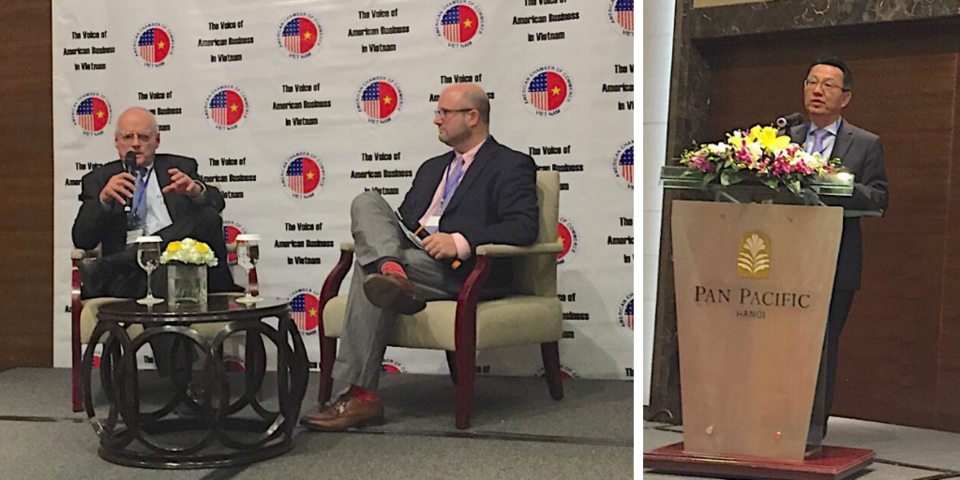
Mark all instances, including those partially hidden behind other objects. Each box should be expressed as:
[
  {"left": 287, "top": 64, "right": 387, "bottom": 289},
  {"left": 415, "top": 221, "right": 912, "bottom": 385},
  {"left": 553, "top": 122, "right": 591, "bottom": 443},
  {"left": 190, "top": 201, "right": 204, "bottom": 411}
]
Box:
[{"left": 160, "top": 238, "right": 218, "bottom": 267}]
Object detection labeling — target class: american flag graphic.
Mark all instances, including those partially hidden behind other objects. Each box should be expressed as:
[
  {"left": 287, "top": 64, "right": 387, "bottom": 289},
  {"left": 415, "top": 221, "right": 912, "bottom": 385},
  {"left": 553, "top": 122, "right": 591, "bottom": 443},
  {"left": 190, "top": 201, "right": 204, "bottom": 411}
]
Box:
[
  {"left": 138, "top": 27, "right": 170, "bottom": 64},
  {"left": 76, "top": 96, "right": 109, "bottom": 132},
  {"left": 361, "top": 81, "right": 399, "bottom": 120},
  {"left": 286, "top": 157, "right": 322, "bottom": 195},
  {"left": 441, "top": 5, "right": 479, "bottom": 44},
  {"left": 624, "top": 299, "right": 634, "bottom": 330},
  {"left": 290, "top": 293, "right": 319, "bottom": 333},
  {"left": 209, "top": 89, "right": 244, "bottom": 127},
  {"left": 282, "top": 17, "right": 319, "bottom": 55},
  {"left": 528, "top": 71, "right": 568, "bottom": 112},
  {"left": 619, "top": 146, "right": 634, "bottom": 185},
  {"left": 223, "top": 225, "right": 242, "bottom": 263},
  {"left": 615, "top": 0, "right": 633, "bottom": 32}
]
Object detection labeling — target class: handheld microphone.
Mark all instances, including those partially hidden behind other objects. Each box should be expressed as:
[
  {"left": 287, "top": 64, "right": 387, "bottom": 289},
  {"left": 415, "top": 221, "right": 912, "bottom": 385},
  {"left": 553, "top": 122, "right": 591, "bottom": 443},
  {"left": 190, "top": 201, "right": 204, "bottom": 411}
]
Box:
[
  {"left": 776, "top": 112, "right": 804, "bottom": 130},
  {"left": 122, "top": 151, "right": 136, "bottom": 213},
  {"left": 398, "top": 212, "right": 461, "bottom": 270}
]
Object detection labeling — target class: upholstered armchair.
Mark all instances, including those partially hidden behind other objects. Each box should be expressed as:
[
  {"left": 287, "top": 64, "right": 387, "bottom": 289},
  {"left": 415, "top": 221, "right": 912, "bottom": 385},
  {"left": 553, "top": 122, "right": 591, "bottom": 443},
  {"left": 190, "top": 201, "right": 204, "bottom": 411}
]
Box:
[
  {"left": 316, "top": 171, "right": 565, "bottom": 429},
  {"left": 69, "top": 242, "right": 254, "bottom": 412}
]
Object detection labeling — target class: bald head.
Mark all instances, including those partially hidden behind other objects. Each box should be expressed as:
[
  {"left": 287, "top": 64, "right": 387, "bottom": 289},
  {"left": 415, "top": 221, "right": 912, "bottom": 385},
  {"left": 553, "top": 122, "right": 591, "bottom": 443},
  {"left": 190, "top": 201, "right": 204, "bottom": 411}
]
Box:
[
  {"left": 115, "top": 107, "right": 158, "bottom": 134},
  {"left": 434, "top": 83, "right": 490, "bottom": 152},
  {"left": 114, "top": 107, "right": 161, "bottom": 166}
]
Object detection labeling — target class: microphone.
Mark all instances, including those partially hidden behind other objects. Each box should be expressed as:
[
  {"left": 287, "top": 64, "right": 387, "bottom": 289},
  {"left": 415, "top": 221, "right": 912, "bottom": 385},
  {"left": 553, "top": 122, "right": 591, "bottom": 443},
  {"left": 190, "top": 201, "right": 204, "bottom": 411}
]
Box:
[
  {"left": 397, "top": 212, "right": 461, "bottom": 270},
  {"left": 776, "top": 112, "right": 804, "bottom": 130},
  {"left": 122, "top": 151, "right": 136, "bottom": 213}
]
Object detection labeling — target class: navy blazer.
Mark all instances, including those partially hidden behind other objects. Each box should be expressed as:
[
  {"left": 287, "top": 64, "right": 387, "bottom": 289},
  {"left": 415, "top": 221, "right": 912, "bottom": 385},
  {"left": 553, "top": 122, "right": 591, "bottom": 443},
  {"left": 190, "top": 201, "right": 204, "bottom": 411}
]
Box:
[
  {"left": 398, "top": 136, "right": 540, "bottom": 280},
  {"left": 72, "top": 154, "right": 225, "bottom": 257},
  {"left": 790, "top": 120, "right": 889, "bottom": 291}
]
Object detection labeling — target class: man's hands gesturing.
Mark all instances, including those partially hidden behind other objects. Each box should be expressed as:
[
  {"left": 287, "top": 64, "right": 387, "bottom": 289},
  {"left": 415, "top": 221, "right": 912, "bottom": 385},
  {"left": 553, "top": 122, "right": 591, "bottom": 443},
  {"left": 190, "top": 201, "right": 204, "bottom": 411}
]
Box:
[
  {"left": 162, "top": 168, "right": 202, "bottom": 197},
  {"left": 98, "top": 172, "right": 136, "bottom": 205}
]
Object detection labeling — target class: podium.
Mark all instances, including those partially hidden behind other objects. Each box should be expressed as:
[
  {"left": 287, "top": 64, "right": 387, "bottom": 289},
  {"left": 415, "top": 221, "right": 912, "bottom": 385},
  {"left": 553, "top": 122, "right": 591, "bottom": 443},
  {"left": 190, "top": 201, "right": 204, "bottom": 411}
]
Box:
[{"left": 643, "top": 167, "right": 877, "bottom": 480}]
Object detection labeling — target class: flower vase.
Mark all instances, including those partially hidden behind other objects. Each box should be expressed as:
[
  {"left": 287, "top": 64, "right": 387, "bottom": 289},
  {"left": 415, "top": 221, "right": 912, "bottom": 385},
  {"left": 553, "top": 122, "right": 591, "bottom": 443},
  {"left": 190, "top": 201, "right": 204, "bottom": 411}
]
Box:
[{"left": 167, "top": 263, "right": 208, "bottom": 307}]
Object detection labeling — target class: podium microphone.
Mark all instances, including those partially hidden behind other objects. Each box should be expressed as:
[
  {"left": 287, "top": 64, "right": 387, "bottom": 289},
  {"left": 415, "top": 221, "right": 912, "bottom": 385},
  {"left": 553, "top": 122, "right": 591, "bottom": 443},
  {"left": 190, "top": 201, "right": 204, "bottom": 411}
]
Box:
[
  {"left": 122, "top": 150, "right": 137, "bottom": 213},
  {"left": 398, "top": 212, "right": 461, "bottom": 270},
  {"left": 776, "top": 112, "right": 804, "bottom": 133}
]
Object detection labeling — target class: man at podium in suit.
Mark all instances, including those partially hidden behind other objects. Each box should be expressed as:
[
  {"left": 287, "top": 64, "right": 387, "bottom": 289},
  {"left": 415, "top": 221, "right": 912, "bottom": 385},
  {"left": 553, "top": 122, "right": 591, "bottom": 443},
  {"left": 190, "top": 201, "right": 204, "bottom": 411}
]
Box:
[{"left": 788, "top": 57, "right": 889, "bottom": 436}]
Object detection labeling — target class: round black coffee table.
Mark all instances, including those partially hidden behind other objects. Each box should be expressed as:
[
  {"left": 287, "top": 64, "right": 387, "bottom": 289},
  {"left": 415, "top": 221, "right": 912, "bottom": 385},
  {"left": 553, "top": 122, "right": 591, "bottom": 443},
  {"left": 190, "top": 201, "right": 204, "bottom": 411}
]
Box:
[{"left": 81, "top": 293, "right": 309, "bottom": 469}]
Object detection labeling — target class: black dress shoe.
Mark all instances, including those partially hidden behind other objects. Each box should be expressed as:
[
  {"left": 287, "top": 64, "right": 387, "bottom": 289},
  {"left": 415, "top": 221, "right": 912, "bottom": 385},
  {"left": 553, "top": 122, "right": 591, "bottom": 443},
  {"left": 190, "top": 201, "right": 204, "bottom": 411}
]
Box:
[
  {"left": 363, "top": 273, "right": 426, "bottom": 315},
  {"left": 77, "top": 258, "right": 106, "bottom": 299}
]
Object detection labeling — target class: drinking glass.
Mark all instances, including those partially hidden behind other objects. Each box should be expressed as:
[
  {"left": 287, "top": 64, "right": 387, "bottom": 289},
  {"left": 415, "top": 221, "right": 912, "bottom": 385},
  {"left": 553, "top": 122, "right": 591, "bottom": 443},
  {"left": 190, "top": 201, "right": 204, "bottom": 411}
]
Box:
[
  {"left": 235, "top": 234, "right": 262, "bottom": 304},
  {"left": 136, "top": 236, "right": 164, "bottom": 305}
]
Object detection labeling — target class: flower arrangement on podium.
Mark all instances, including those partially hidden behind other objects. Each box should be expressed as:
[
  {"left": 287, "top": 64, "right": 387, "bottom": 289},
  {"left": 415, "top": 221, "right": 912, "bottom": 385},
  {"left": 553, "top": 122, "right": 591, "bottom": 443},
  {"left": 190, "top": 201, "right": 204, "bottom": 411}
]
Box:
[
  {"left": 679, "top": 125, "right": 843, "bottom": 195},
  {"left": 160, "top": 238, "right": 218, "bottom": 306}
]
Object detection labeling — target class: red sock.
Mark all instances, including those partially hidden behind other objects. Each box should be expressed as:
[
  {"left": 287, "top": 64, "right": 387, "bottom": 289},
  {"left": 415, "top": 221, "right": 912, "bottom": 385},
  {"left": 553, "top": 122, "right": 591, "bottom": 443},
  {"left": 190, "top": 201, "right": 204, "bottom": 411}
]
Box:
[
  {"left": 380, "top": 261, "right": 407, "bottom": 278},
  {"left": 349, "top": 385, "right": 379, "bottom": 403}
]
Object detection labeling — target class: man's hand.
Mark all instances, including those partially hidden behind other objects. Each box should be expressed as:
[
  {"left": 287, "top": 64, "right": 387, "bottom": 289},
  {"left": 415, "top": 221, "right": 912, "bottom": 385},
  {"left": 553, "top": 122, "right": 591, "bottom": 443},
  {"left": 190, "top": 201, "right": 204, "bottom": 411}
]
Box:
[
  {"left": 98, "top": 172, "right": 136, "bottom": 204},
  {"left": 422, "top": 233, "right": 458, "bottom": 259},
  {"left": 162, "top": 168, "right": 202, "bottom": 197}
]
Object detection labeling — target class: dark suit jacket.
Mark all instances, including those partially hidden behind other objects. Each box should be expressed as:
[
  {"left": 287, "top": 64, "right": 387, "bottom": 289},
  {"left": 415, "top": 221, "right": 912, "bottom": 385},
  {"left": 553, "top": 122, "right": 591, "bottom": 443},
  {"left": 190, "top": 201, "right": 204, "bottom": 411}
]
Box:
[
  {"left": 398, "top": 136, "right": 540, "bottom": 284},
  {"left": 72, "top": 153, "right": 225, "bottom": 256},
  {"left": 790, "top": 120, "right": 889, "bottom": 291}
]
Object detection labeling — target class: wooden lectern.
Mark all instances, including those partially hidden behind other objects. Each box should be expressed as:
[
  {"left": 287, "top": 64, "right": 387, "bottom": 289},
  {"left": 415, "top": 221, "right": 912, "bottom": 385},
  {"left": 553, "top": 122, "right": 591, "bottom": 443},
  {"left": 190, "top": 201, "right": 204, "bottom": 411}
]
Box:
[{"left": 644, "top": 169, "right": 878, "bottom": 480}]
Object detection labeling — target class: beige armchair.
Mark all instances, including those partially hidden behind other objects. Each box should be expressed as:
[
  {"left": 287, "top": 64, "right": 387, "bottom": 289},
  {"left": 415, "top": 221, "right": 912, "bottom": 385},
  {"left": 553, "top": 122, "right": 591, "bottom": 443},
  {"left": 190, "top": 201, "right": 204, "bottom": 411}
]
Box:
[
  {"left": 69, "top": 242, "right": 253, "bottom": 412},
  {"left": 316, "top": 171, "right": 564, "bottom": 429}
]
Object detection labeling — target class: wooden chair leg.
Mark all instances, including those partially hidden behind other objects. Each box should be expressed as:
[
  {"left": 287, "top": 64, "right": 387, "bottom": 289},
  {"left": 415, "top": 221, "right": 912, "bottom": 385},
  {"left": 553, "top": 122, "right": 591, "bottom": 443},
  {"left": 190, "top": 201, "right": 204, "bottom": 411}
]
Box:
[
  {"left": 71, "top": 317, "right": 83, "bottom": 412},
  {"left": 455, "top": 346, "right": 476, "bottom": 429},
  {"left": 445, "top": 351, "right": 458, "bottom": 385},
  {"left": 541, "top": 342, "right": 564, "bottom": 400},
  {"left": 318, "top": 336, "right": 337, "bottom": 404}
]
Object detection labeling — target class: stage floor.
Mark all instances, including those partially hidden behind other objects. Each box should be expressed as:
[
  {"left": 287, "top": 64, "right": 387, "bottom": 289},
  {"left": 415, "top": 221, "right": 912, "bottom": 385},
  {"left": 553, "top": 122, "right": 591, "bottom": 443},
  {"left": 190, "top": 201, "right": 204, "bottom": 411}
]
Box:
[
  {"left": 644, "top": 419, "right": 960, "bottom": 479},
  {"left": 0, "top": 367, "right": 633, "bottom": 479}
]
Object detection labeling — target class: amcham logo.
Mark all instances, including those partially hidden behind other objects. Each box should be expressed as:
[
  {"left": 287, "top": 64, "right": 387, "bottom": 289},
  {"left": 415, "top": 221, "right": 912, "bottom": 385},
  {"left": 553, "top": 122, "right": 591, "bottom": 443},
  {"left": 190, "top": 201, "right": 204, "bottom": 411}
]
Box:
[{"left": 738, "top": 231, "right": 771, "bottom": 278}]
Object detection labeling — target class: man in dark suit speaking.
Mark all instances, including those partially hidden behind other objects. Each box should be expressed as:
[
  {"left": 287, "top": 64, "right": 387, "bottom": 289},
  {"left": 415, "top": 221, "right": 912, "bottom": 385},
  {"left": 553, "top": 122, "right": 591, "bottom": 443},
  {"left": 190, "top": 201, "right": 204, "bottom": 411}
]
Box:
[
  {"left": 72, "top": 107, "right": 239, "bottom": 385},
  {"left": 301, "top": 83, "right": 540, "bottom": 430},
  {"left": 789, "top": 58, "right": 889, "bottom": 436},
  {"left": 72, "top": 107, "right": 237, "bottom": 298}
]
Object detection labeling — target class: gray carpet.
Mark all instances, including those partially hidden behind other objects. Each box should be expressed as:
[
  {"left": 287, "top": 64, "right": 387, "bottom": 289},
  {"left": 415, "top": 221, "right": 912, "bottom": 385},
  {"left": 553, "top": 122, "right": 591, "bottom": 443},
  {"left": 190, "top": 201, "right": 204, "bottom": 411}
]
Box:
[{"left": 0, "top": 368, "right": 634, "bottom": 479}]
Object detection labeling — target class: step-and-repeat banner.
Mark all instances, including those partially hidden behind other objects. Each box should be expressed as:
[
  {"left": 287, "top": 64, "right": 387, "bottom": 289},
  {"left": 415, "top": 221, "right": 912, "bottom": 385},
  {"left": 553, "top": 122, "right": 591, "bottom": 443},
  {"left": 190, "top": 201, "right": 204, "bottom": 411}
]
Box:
[{"left": 52, "top": 0, "right": 635, "bottom": 380}]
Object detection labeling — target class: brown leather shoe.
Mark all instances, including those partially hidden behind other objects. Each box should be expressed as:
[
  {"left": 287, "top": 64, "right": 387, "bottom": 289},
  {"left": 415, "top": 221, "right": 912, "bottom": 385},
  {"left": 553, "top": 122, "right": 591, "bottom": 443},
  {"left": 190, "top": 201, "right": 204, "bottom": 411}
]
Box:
[
  {"left": 363, "top": 272, "right": 426, "bottom": 315},
  {"left": 301, "top": 396, "right": 384, "bottom": 431}
]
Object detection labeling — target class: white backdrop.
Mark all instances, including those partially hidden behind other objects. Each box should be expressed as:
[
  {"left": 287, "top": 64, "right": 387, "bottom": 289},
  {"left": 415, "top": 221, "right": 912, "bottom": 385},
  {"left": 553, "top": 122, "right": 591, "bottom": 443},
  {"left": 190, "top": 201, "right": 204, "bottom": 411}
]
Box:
[{"left": 52, "top": 0, "right": 635, "bottom": 380}]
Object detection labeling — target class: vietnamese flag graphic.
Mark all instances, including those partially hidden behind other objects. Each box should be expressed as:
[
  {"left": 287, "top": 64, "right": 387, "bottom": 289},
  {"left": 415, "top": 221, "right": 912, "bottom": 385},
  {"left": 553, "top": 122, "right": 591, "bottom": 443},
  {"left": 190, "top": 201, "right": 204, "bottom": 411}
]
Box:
[
  {"left": 362, "top": 81, "right": 398, "bottom": 120},
  {"left": 456, "top": 6, "right": 480, "bottom": 43},
  {"left": 557, "top": 222, "right": 573, "bottom": 260},
  {"left": 286, "top": 157, "right": 322, "bottom": 195},
  {"left": 283, "top": 17, "right": 319, "bottom": 54},
  {"left": 139, "top": 27, "right": 171, "bottom": 63},
  {"left": 77, "top": 96, "right": 110, "bottom": 132},
  {"left": 528, "top": 71, "right": 568, "bottom": 112},
  {"left": 210, "top": 89, "right": 245, "bottom": 127}
]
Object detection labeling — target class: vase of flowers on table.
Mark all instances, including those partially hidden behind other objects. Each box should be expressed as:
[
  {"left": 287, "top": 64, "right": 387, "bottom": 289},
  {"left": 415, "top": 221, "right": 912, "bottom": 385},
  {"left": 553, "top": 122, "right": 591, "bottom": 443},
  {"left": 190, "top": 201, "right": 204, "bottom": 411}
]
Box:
[{"left": 161, "top": 238, "right": 218, "bottom": 307}]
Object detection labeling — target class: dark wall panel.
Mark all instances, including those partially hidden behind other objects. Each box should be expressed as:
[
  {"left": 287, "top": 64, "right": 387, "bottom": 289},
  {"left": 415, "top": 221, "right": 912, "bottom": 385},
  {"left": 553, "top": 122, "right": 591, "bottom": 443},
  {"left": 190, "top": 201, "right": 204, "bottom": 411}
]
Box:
[{"left": 0, "top": 1, "right": 53, "bottom": 370}]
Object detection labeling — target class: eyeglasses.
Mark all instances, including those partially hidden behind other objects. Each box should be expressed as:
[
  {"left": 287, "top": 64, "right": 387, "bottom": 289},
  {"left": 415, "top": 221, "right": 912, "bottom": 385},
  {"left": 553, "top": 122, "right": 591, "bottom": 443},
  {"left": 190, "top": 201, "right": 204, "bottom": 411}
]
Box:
[
  {"left": 803, "top": 77, "right": 848, "bottom": 92},
  {"left": 434, "top": 108, "right": 473, "bottom": 120},
  {"left": 117, "top": 131, "right": 156, "bottom": 144}
]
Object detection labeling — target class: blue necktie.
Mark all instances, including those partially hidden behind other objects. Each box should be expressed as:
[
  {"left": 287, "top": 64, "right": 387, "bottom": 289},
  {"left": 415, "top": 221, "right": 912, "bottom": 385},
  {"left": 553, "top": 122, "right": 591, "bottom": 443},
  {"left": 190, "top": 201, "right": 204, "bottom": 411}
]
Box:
[
  {"left": 132, "top": 168, "right": 147, "bottom": 223},
  {"left": 811, "top": 129, "right": 830, "bottom": 156},
  {"left": 425, "top": 156, "right": 465, "bottom": 234}
]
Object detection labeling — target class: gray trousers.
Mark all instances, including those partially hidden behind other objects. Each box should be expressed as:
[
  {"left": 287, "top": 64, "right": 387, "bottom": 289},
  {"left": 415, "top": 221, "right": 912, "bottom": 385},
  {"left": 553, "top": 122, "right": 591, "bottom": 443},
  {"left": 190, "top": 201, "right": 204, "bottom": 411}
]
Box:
[{"left": 332, "top": 191, "right": 463, "bottom": 391}]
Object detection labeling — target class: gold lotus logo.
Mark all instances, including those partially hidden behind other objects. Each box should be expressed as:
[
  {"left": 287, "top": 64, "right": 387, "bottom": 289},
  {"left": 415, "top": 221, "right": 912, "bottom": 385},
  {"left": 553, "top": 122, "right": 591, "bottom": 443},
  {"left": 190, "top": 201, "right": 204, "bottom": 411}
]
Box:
[{"left": 738, "top": 231, "right": 771, "bottom": 278}]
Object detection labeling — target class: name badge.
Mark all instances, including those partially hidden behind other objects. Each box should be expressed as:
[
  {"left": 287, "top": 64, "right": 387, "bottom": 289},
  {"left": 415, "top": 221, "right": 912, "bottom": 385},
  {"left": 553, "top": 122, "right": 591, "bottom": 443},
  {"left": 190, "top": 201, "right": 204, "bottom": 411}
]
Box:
[
  {"left": 426, "top": 216, "right": 441, "bottom": 228},
  {"left": 126, "top": 229, "right": 143, "bottom": 245}
]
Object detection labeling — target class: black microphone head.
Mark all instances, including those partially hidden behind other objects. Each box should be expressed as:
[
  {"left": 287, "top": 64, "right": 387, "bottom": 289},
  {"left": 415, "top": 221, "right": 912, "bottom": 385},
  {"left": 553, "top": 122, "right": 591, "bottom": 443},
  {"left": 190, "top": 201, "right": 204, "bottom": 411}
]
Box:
[
  {"left": 123, "top": 151, "right": 137, "bottom": 173},
  {"left": 776, "top": 112, "right": 804, "bottom": 129}
]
